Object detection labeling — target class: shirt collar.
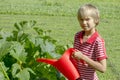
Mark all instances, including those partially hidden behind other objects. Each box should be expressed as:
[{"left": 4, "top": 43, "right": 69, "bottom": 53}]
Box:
[{"left": 80, "top": 31, "right": 99, "bottom": 44}]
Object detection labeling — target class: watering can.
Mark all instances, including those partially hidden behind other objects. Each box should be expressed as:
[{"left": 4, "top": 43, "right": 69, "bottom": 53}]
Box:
[{"left": 36, "top": 48, "right": 80, "bottom": 80}]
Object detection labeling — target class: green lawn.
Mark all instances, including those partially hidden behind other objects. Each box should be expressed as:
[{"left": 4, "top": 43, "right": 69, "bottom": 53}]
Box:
[{"left": 0, "top": 0, "right": 120, "bottom": 80}]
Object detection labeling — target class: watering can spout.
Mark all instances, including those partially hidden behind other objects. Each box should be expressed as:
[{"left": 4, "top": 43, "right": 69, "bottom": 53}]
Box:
[
  {"left": 36, "top": 58, "right": 57, "bottom": 65},
  {"left": 36, "top": 48, "right": 80, "bottom": 80}
]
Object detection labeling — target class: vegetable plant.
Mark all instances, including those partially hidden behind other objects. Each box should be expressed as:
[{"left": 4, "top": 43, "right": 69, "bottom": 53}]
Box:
[{"left": 0, "top": 20, "right": 68, "bottom": 80}]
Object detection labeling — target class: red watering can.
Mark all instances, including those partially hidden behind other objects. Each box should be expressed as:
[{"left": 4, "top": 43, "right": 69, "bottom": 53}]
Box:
[{"left": 36, "top": 48, "right": 80, "bottom": 80}]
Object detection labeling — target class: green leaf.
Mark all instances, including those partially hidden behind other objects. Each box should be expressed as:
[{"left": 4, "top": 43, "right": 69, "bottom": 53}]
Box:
[
  {"left": 15, "top": 68, "right": 35, "bottom": 80},
  {"left": 26, "top": 68, "right": 36, "bottom": 75},
  {"left": 0, "top": 41, "right": 13, "bottom": 61},
  {"left": 0, "top": 62, "right": 9, "bottom": 72},
  {"left": 11, "top": 63, "right": 21, "bottom": 77},
  {"left": 34, "top": 27, "right": 44, "bottom": 35},
  {"left": 10, "top": 42, "right": 27, "bottom": 63},
  {"left": 16, "top": 68, "right": 30, "bottom": 80},
  {"left": 0, "top": 72, "right": 5, "bottom": 80},
  {"left": 41, "top": 40, "right": 60, "bottom": 58},
  {"left": 17, "top": 30, "right": 29, "bottom": 42},
  {"left": 14, "top": 21, "right": 35, "bottom": 31},
  {"left": 12, "top": 63, "right": 35, "bottom": 79},
  {"left": 35, "top": 37, "right": 43, "bottom": 47},
  {"left": 26, "top": 20, "right": 36, "bottom": 28},
  {"left": 0, "top": 29, "right": 12, "bottom": 40},
  {"left": 14, "top": 22, "right": 22, "bottom": 31},
  {"left": 0, "top": 62, "right": 9, "bottom": 80},
  {"left": 13, "top": 21, "right": 38, "bottom": 44}
]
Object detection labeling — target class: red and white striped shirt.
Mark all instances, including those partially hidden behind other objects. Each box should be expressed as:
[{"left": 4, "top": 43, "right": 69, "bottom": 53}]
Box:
[{"left": 74, "top": 31, "right": 107, "bottom": 80}]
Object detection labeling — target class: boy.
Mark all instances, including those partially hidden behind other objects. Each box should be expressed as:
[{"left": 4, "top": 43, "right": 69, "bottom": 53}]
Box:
[{"left": 72, "top": 4, "right": 107, "bottom": 80}]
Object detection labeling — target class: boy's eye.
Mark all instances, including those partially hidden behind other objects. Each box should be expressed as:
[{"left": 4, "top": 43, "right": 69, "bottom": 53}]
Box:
[
  {"left": 86, "top": 18, "right": 90, "bottom": 21},
  {"left": 79, "top": 18, "right": 90, "bottom": 21},
  {"left": 80, "top": 19, "right": 83, "bottom": 21}
]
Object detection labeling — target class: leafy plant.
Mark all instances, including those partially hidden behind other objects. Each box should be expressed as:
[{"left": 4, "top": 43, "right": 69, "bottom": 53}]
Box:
[{"left": 0, "top": 20, "right": 68, "bottom": 80}]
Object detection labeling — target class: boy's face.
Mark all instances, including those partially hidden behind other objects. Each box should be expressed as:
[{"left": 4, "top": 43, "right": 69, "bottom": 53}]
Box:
[{"left": 78, "top": 16, "right": 96, "bottom": 32}]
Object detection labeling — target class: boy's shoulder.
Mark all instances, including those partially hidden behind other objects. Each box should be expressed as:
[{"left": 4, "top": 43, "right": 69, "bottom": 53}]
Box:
[
  {"left": 75, "top": 31, "right": 84, "bottom": 36},
  {"left": 95, "top": 35, "right": 105, "bottom": 44}
]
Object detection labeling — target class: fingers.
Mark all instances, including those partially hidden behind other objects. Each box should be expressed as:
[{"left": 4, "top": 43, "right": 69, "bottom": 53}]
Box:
[
  {"left": 72, "top": 49, "right": 83, "bottom": 60},
  {"left": 72, "top": 50, "right": 80, "bottom": 59},
  {"left": 72, "top": 48, "right": 79, "bottom": 52}
]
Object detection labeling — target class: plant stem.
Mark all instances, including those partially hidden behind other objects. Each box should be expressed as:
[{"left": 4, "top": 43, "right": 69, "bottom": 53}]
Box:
[{"left": 0, "top": 62, "right": 10, "bottom": 80}]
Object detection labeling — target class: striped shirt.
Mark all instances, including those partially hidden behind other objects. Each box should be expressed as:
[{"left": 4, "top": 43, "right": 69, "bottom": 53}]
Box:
[{"left": 74, "top": 31, "right": 107, "bottom": 80}]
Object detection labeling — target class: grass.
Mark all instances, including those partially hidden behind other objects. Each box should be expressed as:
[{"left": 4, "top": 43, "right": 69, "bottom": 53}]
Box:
[{"left": 0, "top": 0, "right": 120, "bottom": 79}]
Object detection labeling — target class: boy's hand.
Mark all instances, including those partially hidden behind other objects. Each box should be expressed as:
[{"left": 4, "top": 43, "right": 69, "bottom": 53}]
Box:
[
  {"left": 72, "top": 49, "right": 87, "bottom": 65},
  {"left": 72, "top": 49, "right": 84, "bottom": 60}
]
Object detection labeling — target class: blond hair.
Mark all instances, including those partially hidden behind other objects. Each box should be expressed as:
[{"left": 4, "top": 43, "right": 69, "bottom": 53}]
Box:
[{"left": 77, "top": 4, "right": 100, "bottom": 25}]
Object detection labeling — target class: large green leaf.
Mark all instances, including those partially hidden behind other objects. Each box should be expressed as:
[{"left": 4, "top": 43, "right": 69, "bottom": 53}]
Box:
[
  {"left": 0, "top": 40, "right": 13, "bottom": 61},
  {"left": 16, "top": 68, "right": 30, "bottom": 80},
  {"left": 15, "top": 68, "right": 35, "bottom": 80},
  {"left": 11, "top": 63, "right": 21, "bottom": 77},
  {"left": 10, "top": 42, "right": 27, "bottom": 63},
  {"left": 40, "top": 40, "right": 60, "bottom": 58},
  {"left": 12, "top": 63, "right": 35, "bottom": 78},
  {"left": 0, "top": 29, "right": 12, "bottom": 40}
]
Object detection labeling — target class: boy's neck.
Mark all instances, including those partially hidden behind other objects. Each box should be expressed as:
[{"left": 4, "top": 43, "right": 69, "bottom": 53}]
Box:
[{"left": 84, "top": 29, "right": 96, "bottom": 37}]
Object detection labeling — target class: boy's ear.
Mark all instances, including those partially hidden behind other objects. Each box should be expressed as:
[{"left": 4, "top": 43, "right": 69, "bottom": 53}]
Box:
[{"left": 95, "top": 19, "right": 99, "bottom": 25}]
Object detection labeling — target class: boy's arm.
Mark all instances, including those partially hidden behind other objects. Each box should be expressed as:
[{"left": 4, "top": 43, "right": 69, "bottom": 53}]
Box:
[
  {"left": 81, "top": 54, "right": 106, "bottom": 73},
  {"left": 72, "top": 51, "right": 107, "bottom": 73}
]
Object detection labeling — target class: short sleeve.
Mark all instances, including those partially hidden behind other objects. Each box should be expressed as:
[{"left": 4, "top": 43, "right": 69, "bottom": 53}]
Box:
[{"left": 94, "top": 39, "right": 107, "bottom": 61}]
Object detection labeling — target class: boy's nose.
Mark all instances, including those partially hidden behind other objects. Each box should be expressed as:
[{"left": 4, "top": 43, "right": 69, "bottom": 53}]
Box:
[{"left": 83, "top": 20, "right": 87, "bottom": 25}]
